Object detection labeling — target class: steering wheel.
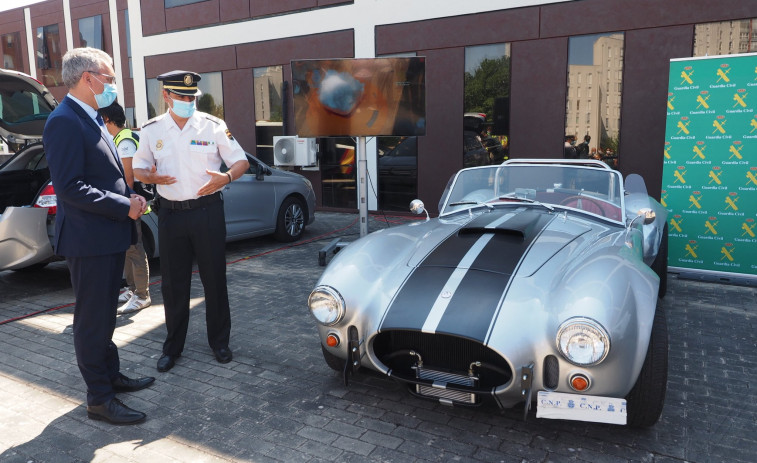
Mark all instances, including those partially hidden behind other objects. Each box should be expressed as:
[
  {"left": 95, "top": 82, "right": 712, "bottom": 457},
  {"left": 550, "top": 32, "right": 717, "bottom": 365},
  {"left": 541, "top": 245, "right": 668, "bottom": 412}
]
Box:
[{"left": 560, "top": 195, "right": 607, "bottom": 216}]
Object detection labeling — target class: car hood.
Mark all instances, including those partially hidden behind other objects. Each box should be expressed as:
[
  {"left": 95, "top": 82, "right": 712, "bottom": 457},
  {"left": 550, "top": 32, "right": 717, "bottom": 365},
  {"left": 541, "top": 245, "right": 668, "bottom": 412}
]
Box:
[
  {"left": 379, "top": 208, "right": 598, "bottom": 341},
  {"left": 0, "top": 69, "right": 58, "bottom": 145}
]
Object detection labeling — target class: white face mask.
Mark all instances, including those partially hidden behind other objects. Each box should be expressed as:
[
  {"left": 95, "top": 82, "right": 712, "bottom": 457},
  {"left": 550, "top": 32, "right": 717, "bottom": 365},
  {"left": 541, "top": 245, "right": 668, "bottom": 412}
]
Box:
[
  {"left": 170, "top": 96, "right": 196, "bottom": 118},
  {"left": 90, "top": 75, "right": 118, "bottom": 109}
]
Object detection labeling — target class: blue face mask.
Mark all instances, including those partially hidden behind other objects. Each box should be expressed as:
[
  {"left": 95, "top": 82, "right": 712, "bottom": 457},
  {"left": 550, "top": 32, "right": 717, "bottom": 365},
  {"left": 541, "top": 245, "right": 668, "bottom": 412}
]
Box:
[
  {"left": 91, "top": 76, "right": 118, "bottom": 109},
  {"left": 170, "top": 98, "right": 196, "bottom": 119}
]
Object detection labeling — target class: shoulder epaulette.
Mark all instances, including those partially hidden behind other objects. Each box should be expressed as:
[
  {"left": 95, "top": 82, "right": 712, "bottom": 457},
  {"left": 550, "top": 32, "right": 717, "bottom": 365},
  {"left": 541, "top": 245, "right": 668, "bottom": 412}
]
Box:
[
  {"left": 203, "top": 113, "right": 222, "bottom": 125},
  {"left": 141, "top": 115, "right": 161, "bottom": 128}
]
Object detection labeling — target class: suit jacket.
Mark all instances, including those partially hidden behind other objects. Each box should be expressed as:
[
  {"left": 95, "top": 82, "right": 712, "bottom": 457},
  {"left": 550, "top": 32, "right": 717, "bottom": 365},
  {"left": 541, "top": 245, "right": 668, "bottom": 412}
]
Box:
[{"left": 43, "top": 96, "right": 135, "bottom": 257}]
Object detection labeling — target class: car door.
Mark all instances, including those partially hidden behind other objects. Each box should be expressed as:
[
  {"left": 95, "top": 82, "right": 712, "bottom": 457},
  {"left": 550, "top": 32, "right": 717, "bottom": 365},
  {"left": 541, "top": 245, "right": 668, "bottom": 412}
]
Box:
[{"left": 222, "top": 154, "right": 277, "bottom": 239}]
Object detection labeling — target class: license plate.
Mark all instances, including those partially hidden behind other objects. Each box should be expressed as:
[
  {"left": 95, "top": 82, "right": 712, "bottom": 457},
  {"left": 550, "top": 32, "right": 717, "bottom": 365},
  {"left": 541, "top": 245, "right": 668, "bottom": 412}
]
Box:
[{"left": 536, "top": 391, "right": 627, "bottom": 425}]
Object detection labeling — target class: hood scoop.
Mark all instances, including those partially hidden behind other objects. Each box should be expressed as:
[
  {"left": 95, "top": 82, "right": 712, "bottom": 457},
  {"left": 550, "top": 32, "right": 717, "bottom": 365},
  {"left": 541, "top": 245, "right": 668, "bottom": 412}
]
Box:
[{"left": 459, "top": 210, "right": 544, "bottom": 240}]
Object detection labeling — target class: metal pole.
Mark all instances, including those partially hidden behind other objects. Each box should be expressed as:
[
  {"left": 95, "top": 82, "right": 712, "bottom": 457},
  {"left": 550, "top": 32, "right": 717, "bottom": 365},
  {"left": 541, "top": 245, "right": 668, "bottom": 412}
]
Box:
[{"left": 357, "top": 136, "right": 368, "bottom": 237}]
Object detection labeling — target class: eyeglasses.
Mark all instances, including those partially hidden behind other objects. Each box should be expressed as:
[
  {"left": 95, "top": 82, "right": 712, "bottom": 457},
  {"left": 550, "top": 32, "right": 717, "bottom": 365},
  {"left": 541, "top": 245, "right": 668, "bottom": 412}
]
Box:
[{"left": 87, "top": 70, "right": 116, "bottom": 85}]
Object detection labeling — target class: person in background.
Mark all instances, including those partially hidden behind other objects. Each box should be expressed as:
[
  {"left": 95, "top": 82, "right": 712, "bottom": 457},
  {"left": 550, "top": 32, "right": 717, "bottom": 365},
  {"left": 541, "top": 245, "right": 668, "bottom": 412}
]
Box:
[
  {"left": 564, "top": 135, "right": 577, "bottom": 159},
  {"left": 98, "top": 101, "right": 152, "bottom": 314},
  {"left": 42, "top": 47, "right": 154, "bottom": 425},
  {"left": 132, "top": 70, "right": 250, "bottom": 373},
  {"left": 576, "top": 134, "right": 591, "bottom": 159}
]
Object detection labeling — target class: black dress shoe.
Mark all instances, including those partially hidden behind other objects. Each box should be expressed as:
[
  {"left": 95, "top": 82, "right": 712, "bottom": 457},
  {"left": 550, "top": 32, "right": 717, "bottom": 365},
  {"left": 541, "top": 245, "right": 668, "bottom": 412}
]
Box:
[
  {"left": 213, "top": 347, "right": 233, "bottom": 364},
  {"left": 157, "top": 354, "right": 178, "bottom": 372},
  {"left": 112, "top": 374, "right": 155, "bottom": 392},
  {"left": 87, "top": 398, "right": 146, "bottom": 425}
]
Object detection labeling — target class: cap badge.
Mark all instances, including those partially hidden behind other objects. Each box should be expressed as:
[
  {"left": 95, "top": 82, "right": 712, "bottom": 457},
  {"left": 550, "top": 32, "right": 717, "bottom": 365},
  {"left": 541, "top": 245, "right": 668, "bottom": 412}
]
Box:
[{"left": 184, "top": 74, "right": 193, "bottom": 86}]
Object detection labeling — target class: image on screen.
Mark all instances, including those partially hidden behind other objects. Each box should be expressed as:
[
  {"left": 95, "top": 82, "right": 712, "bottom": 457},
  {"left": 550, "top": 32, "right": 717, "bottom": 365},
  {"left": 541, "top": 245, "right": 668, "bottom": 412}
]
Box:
[{"left": 291, "top": 57, "right": 426, "bottom": 137}]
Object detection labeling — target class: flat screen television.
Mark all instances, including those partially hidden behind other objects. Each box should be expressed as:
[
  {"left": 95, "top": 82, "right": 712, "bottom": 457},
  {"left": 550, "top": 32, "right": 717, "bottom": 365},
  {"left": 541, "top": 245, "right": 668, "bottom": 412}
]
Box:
[{"left": 291, "top": 57, "right": 426, "bottom": 138}]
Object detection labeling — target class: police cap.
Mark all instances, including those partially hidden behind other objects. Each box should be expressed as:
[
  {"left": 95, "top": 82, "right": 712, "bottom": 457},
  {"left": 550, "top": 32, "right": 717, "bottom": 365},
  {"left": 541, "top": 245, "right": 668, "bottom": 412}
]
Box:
[{"left": 157, "top": 70, "right": 202, "bottom": 96}]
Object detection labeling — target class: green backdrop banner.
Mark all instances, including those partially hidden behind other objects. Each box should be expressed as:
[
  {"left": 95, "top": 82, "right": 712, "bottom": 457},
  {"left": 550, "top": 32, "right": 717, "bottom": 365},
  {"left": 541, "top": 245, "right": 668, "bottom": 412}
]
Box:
[{"left": 662, "top": 53, "right": 757, "bottom": 279}]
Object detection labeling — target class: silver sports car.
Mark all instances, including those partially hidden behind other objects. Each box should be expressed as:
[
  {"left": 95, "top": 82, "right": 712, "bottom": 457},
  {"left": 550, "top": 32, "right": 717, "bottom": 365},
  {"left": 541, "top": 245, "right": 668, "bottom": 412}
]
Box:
[
  {"left": 0, "top": 68, "right": 315, "bottom": 272},
  {"left": 308, "top": 159, "right": 669, "bottom": 427}
]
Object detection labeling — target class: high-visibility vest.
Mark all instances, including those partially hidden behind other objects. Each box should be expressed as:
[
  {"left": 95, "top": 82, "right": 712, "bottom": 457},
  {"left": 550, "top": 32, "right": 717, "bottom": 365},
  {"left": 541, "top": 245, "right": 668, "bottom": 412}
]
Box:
[{"left": 114, "top": 128, "right": 139, "bottom": 148}]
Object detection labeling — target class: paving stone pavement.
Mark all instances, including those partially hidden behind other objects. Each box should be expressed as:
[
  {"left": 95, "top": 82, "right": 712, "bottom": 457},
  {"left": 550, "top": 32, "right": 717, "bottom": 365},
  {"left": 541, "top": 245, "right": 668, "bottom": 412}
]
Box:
[{"left": 0, "top": 211, "right": 755, "bottom": 463}]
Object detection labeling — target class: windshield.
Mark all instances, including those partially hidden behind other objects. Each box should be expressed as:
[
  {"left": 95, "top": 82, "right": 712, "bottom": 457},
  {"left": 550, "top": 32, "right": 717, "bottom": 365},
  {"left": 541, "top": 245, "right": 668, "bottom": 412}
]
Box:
[{"left": 440, "top": 164, "right": 624, "bottom": 222}]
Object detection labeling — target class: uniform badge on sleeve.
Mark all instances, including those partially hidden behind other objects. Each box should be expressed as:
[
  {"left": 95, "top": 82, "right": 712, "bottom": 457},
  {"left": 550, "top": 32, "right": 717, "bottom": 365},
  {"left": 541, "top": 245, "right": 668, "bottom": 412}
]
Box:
[
  {"left": 156, "top": 140, "right": 164, "bottom": 151},
  {"left": 225, "top": 129, "right": 235, "bottom": 141}
]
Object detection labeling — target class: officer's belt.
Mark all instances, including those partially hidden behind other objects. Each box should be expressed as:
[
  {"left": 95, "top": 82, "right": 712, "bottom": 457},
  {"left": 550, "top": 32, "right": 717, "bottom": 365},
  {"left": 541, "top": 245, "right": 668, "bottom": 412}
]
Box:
[{"left": 157, "top": 192, "right": 222, "bottom": 210}]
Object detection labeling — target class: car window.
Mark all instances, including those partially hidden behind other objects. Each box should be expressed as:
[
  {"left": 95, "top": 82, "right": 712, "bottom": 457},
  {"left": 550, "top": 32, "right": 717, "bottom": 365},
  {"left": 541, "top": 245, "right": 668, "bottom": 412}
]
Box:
[{"left": 0, "top": 80, "right": 55, "bottom": 124}]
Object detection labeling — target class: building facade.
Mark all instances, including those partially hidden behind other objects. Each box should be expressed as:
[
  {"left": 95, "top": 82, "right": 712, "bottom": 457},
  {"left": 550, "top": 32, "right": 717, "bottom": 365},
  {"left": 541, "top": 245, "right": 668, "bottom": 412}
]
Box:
[{"left": 1, "top": 0, "right": 756, "bottom": 214}]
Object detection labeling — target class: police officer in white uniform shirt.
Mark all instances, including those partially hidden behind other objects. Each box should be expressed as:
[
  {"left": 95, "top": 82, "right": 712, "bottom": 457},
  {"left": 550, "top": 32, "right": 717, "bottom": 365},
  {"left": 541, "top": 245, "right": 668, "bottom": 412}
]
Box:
[{"left": 132, "top": 70, "right": 249, "bottom": 373}]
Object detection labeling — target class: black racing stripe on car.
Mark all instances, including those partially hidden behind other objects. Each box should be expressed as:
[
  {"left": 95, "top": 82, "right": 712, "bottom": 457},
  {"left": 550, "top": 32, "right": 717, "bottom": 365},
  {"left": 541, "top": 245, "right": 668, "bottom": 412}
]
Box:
[
  {"left": 464, "top": 211, "right": 553, "bottom": 274},
  {"left": 380, "top": 210, "right": 552, "bottom": 334},
  {"left": 433, "top": 269, "right": 510, "bottom": 341},
  {"left": 420, "top": 226, "right": 485, "bottom": 268},
  {"left": 380, "top": 266, "right": 456, "bottom": 330}
]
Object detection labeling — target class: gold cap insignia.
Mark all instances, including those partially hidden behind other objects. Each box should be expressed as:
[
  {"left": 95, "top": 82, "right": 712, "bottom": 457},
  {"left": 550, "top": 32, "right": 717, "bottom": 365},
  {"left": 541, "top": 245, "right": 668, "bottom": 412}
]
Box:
[{"left": 184, "top": 74, "right": 193, "bottom": 86}]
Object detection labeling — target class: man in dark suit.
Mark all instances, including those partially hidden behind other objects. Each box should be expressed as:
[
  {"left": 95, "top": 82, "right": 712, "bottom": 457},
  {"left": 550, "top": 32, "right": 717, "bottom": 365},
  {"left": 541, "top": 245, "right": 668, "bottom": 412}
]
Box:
[{"left": 43, "top": 47, "right": 154, "bottom": 425}]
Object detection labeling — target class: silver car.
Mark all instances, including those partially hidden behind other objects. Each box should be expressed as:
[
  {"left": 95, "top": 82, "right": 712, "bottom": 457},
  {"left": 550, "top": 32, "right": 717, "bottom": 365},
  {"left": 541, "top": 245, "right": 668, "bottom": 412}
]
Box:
[
  {"left": 308, "top": 159, "right": 668, "bottom": 427},
  {"left": 0, "top": 68, "right": 316, "bottom": 271}
]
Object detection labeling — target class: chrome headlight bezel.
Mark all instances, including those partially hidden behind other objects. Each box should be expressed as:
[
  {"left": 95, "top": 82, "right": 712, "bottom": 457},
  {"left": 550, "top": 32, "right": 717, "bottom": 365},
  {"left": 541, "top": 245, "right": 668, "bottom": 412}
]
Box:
[
  {"left": 308, "top": 285, "right": 345, "bottom": 326},
  {"left": 556, "top": 317, "right": 610, "bottom": 366}
]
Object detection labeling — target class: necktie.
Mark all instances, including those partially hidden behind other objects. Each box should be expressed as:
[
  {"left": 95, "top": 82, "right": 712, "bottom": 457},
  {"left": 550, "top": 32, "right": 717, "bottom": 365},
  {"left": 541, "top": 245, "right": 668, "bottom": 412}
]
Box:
[{"left": 96, "top": 115, "right": 105, "bottom": 127}]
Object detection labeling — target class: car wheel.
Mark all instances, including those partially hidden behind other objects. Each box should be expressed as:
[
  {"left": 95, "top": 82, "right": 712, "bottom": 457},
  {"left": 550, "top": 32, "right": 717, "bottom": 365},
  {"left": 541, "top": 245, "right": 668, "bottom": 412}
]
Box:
[
  {"left": 651, "top": 223, "right": 668, "bottom": 299},
  {"left": 625, "top": 302, "right": 668, "bottom": 427},
  {"left": 274, "top": 196, "right": 306, "bottom": 242},
  {"left": 321, "top": 344, "right": 344, "bottom": 371}
]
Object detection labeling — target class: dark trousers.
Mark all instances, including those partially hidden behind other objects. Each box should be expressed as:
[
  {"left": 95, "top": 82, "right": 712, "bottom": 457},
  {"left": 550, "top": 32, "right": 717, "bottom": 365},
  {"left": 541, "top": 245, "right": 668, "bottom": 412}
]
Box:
[
  {"left": 158, "top": 199, "right": 230, "bottom": 356},
  {"left": 67, "top": 252, "right": 125, "bottom": 406}
]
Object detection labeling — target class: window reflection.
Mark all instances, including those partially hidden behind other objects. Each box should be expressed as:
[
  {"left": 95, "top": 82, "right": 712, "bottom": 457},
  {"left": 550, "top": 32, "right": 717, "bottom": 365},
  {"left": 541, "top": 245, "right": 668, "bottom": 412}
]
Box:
[
  {"left": 146, "top": 71, "right": 224, "bottom": 122},
  {"left": 36, "top": 24, "right": 62, "bottom": 88},
  {"left": 78, "top": 15, "right": 104, "bottom": 50},
  {"left": 377, "top": 136, "right": 417, "bottom": 211},
  {"left": 320, "top": 138, "right": 356, "bottom": 209},
  {"left": 464, "top": 43, "right": 510, "bottom": 167},
  {"left": 694, "top": 19, "right": 757, "bottom": 56},
  {"left": 1, "top": 32, "right": 23, "bottom": 70},
  {"left": 165, "top": 0, "right": 207, "bottom": 7},
  {"left": 565, "top": 33, "right": 624, "bottom": 168},
  {"left": 253, "top": 66, "right": 283, "bottom": 166}
]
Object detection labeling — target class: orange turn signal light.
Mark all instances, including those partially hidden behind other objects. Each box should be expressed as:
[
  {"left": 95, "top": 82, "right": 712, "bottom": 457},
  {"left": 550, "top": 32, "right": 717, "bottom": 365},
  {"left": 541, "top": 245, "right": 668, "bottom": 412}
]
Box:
[
  {"left": 570, "top": 374, "right": 590, "bottom": 391},
  {"left": 326, "top": 333, "right": 340, "bottom": 347}
]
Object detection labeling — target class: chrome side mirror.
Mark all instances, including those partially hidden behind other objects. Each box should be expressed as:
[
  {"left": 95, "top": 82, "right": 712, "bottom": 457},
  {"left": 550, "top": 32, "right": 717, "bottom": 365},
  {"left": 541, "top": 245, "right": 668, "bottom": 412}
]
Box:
[
  {"left": 409, "top": 199, "right": 429, "bottom": 221},
  {"left": 628, "top": 208, "right": 656, "bottom": 229}
]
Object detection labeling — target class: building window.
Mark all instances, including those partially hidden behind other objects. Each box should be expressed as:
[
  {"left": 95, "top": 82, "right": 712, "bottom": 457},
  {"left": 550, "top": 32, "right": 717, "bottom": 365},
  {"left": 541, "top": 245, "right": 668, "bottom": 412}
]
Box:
[
  {"left": 36, "top": 24, "right": 63, "bottom": 88},
  {"left": 694, "top": 19, "right": 757, "bottom": 56},
  {"left": 320, "top": 138, "right": 356, "bottom": 209},
  {"left": 566, "top": 33, "right": 624, "bottom": 164},
  {"left": 1, "top": 32, "right": 23, "bottom": 70},
  {"left": 464, "top": 43, "right": 511, "bottom": 167},
  {"left": 146, "top": 71, "right": 224, "bottom": 121},
  {"left": 78, "top": 15, "right": 104, "bottom": 51},
  {"left": 165, "top": 0, "right": 207, "bottom": 7},
  {"left": 377, "top": 136, "right": 417, "bottom": 211},
  {"left": 125, "top": 9, "right": 133, "bottom": 78},
  {"left": 253, "top": 66, "right": 284, "bottom": 166}
]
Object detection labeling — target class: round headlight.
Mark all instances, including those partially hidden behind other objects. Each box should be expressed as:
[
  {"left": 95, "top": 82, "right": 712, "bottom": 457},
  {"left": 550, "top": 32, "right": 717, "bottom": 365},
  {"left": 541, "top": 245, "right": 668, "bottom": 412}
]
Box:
[
  {"left": 308, "top": 286, "right": 345, "bottom": 326},
  {"left": 556, "top": 317, "right": 610, "bottom": 366}
]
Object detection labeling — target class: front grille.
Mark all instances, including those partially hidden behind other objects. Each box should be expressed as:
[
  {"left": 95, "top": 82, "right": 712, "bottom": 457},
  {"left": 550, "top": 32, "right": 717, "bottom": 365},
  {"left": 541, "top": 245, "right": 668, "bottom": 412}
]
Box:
[
  {"left": 416, "top": 366, "right": 477, "bottom": 404},
  {"left": 373, "top": 330, "right": 512, "bottom": 389}
]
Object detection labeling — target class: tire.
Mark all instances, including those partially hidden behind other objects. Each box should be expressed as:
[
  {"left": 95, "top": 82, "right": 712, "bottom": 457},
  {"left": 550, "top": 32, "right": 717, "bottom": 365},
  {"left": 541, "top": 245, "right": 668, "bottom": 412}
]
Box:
[
  {"left": 651, "top": 223, "right": 668, "bottom": 299},
  {"left": 274, "top": 196, "right": 306, "bottom": 242},
  {"left": 626, "top": 302, "right": 668, "bottom": 427},
  {"left": 321, "top": 344, "right": 344, "bottom": 371}
]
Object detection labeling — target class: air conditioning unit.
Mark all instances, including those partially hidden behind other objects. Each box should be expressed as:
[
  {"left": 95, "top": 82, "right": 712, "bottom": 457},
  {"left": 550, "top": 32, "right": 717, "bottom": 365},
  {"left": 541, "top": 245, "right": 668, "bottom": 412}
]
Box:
[{"left": 273, "top": 136, "right": 317, "bottom": 167}]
